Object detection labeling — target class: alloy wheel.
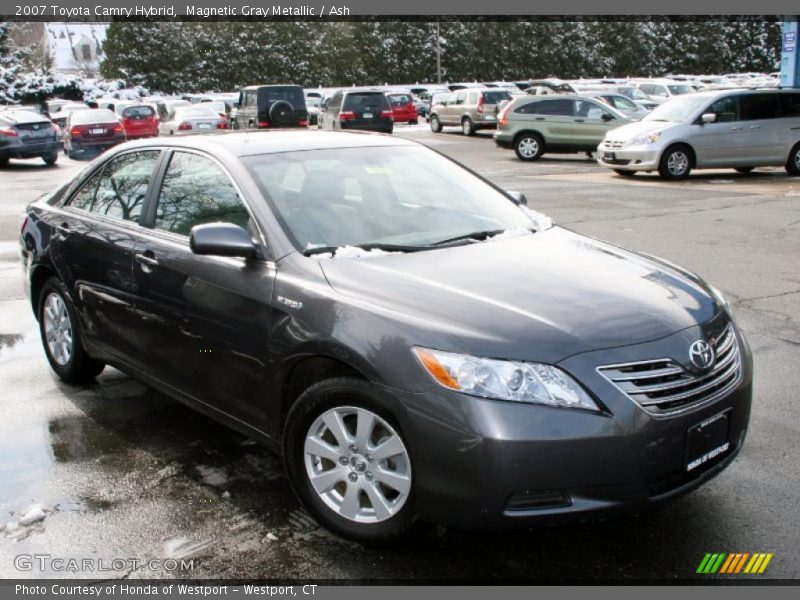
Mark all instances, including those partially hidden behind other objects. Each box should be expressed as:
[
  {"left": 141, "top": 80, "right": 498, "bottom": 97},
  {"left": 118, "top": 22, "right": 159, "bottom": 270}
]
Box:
[
  {"left": 794, "top": 149, "right": 800, "bottom": 171},
  {"left": 43, "top": 292, "right": 73, "bottom": 366},
  {"left": 303, "top": 406, "right": 411, "bottom": 524},
  {"left": 518, "top": 137, "right": 539, "bottom": 159},
  {"left": 667, "top": 151, "right": 689, "bottom": 176}
]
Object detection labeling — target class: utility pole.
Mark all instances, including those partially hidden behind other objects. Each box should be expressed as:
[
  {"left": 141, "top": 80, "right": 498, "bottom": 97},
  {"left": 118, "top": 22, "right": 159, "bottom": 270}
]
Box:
[{"left": 435, "top": 19, "right": 442, "bottom": 84}]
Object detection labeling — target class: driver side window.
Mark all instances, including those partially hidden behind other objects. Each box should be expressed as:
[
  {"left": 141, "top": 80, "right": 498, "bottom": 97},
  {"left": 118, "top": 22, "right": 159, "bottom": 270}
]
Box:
[{"left": 708, "top": 97, "right": 740, "bottom": 122}]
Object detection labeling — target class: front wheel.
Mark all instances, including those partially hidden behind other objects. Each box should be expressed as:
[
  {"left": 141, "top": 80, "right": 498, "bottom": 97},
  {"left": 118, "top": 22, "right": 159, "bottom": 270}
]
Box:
[
  {"left": 38, "top": 278, "right": 104, "bottom": 384},
  {"left": 42, "top": 152, "right": 58, "bottom": 166},
  {"left": 786, "top": 143, "right": 800, "bottom": 176},
  {"left": 284, "top": 378, "right": 416, "bottom": 542},
  {"left": 429, "top": 115, "right": 442, "bottom": 133},
  {"left": 658, "top": 144, "right": 693, "bottom": 180},
  {"left": 514, "top": 133, "right": 544, "bottom": 161}
]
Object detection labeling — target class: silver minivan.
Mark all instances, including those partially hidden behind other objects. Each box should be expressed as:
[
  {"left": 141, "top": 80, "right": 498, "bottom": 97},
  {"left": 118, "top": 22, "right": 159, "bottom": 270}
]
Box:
[{"left": 597, "top": 89, "right": 800, "bottom": 179}]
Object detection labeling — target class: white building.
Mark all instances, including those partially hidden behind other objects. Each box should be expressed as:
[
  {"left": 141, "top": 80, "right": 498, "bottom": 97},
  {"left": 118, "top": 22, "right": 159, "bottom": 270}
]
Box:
[{"left": 43, "top": 23, "right": 108, "bottom": 76}]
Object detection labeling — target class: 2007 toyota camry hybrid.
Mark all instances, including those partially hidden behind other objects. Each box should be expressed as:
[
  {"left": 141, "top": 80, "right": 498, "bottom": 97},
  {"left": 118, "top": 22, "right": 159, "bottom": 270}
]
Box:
[{"left": 20, "top": 131, "right": 752, "bottom": 542}]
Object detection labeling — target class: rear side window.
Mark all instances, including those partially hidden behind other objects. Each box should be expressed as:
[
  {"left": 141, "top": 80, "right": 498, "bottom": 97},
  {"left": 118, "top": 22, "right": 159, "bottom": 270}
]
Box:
[
  {"left": 343, "top": 93, "right": 389, "bottom": 111},
  {"left": 741, "top": 94, "right": 781, "bottom": 120},
  {"left": 122, "top": 105, "right": 155, "bottom": 119},
  {"left": 155, "top": 151, "right": 249, "bottom": 236},
  {"left": 455, "top": 92, "right": 467, "bottom": 105},
  {"left": 780, "top": 93, "right": 800, "bottom": 117},
  {"left": 533, "top": 99, "right": 574, "bottom": 116},
  {"left": 67, "top": 151, "right": 159, "bottom": 221},
  {"left": 514, "top": 101, "right": 541, "bottom": 114}
]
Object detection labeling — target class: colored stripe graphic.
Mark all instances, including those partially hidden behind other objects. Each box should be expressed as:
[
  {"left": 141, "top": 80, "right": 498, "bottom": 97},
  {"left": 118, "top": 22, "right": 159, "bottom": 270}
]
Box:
[{"left": 699, "top": 552, "right": 772, "bottom": 574}]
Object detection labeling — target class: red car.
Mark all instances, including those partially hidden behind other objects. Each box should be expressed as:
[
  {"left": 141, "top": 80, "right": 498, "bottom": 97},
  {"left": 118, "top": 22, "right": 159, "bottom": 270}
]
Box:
[
  {"left": 386, "top": 93, "right": 418, "bottom": 125},
  {"left": 64, "top": 109, "right": 126, "bottom": 159},
  {"left": 120, "top": 104, "right": 159, "bottom": 140}
]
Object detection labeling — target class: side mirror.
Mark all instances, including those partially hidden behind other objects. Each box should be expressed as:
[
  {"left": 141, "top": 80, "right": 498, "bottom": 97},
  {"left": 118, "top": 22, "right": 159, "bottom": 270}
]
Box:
[
  {"left": 601, "top": 113, "right": 614, "bottom": 122},
  {"left": 507, "top": 190, "right": 528, "bottom": 206},
  {"left": 701, "top": 113, "right": 717, "bottom": 124},
  {"left": 190, "top": 223, "right": 258, "bottom": 259}
]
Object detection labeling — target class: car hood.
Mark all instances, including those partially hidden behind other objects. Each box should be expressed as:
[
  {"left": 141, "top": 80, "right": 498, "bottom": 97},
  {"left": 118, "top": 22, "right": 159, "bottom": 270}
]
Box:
[
  {"left": 317, "top": 227, "right": 717, "bottom": 364},
  {"left": 606, "top": 119, "right": 675, "bottom": 140}
]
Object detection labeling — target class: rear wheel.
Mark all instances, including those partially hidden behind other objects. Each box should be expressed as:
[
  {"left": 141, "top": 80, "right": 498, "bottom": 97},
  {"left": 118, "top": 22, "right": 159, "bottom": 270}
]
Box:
[
  {"left": 429, "top": 115, "right": 442, "bottom": 133},
  {"left": 658, "top": 144, "right": 693, "bottom": 180},
  {"left": 786, "top": 143, "right": 800, "bottom": 176},
  {"left": 514, "top": 133, "right": 544, "bottom": 161},
  {"left": 614, "top": 169, "right": 635, "bottom": 177},
  {"left": 42, "top": 152, "right": 58, "bottom": 166},
  {"left": 0, "top": 156, "right": 8, "bottom": 167},
  {"left": 735, "top": 167, "right": 754, "bottom": 174},
  {"left": 66, "top": 147, "right": 80, "bottom": 160},
  {"left": 461, "top": 117, "right": 475, "bottom": 136},
  {"left": 284, "top": 378, "right": 416, "bottom": 542},
  {"left": 38, "top": 278, "right": 104, "bottom": 384}
]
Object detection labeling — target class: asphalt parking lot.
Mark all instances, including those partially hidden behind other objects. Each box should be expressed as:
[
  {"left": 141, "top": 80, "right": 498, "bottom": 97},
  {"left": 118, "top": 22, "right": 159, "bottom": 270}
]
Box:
[{"left": 1, "top": 125, "right": 799, "bottom": 580}]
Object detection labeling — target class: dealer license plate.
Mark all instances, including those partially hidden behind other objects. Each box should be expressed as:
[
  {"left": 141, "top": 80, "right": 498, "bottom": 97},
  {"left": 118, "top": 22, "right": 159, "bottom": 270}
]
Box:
[{"left": 685, "top": 410, "right": 731, "bottom": 472}]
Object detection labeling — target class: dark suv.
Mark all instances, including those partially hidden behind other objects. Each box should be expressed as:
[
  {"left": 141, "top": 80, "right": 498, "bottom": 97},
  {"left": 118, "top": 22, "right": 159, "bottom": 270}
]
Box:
[
  {"left": 233, "top": 85, "right": 308, "bottom": 130},
  {"left": 318, "top": 90, "right": 393, "bottom": 134}
]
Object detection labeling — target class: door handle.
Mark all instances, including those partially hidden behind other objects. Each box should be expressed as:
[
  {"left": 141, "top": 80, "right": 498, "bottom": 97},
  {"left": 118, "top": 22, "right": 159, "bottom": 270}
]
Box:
[
  {"left": 535, "top": 117, "right": 545, "bottom": 121},
  {"left": 748, "top": 126, "right": 760, "bottom": 130},
  {"left": 135, "top": 252, "right": 159, "bottom": 272},
  {"left": 730, "top": 126, "right": 743, "bottom": 131},
  {"left": 574, "top": 119, "right": 585, "bottom": 123}
]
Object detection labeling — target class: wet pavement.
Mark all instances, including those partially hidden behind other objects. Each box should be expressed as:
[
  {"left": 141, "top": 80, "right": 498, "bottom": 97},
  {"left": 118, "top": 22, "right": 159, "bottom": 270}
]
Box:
[{"left": 1, "top": 128, "right": 799, "bottom": 580}]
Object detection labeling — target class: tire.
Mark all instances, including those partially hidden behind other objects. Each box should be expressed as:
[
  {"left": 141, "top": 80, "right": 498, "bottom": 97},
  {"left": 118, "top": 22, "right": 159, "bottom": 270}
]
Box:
[
  {"left": 42, "top": 152, "right": 58, "bottom": 166},
  {"left": 614, "top": 169, "right": 636, "bottom": 177},
  {"left": 786, "top": 143, "right": 800, "bottom": 176},
  {"left": 0, "top": 156, "right": 8, "bottom": 167},
  {"left": 66, "top": 148, "right": 80, "bottom": 160},
  {"left": 269, "top": 100, "right": 295, "bottom": 127},
  {"left": 410, "top": 119, "right": 418, "bottom": 125},
  {"left": 461, "top": 117, "right": 475, "bottom": 136},
  {"left": 38, "top": 278, "right": 104, "bottom": 384},
  {"left": 514, "top": 133, "right": 544, "bottom": 161},
  {"left": 658, "top": 144, "right": 693, "bottom": 180},
  {"left": 429, "top": 115, "right": 442, "bottom": 133},
  {"left": 734, "top": 167, "right": 754, "bottom": 174},
  {"left": 284, "top": 377, "right": 416, "bottom": 543}
]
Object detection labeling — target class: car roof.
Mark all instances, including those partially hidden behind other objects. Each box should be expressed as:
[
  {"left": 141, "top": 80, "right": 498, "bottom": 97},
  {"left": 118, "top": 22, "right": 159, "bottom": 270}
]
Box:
[
  {"left": 116, "top": 130, "right": 419, "bottom": 157},
  {"left": 241, "top": 84, "right": 302, "bottom": 90},
  {"left": 0, "top": 110, "right": 49, "bottom": 124}
]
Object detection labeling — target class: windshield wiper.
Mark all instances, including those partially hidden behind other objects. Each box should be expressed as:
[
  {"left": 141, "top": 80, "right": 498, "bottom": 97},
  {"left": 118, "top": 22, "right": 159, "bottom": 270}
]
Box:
[
  {"left": 430, "top": 229, "right": 509, "bottom": 246},
  {"left": 302, "top": 243, "right": 430, "bottom": 257}
]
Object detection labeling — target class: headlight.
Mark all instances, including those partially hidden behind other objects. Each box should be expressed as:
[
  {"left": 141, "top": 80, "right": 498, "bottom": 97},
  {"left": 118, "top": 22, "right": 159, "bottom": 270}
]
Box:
[
  {"left": 709, "top": 285, "right": 732, "bottom": 315},
  {"left": 630, "top": 132, "right": 662, "bottom": 146},
  {"left": 413, "top": 348, "right": 600, "bottom": 411}
]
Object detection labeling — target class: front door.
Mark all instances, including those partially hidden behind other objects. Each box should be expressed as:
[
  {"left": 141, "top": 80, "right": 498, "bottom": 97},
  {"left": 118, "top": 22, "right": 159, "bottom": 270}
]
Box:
[
  {"left": 132, "top": 149, "right": 275, "bottom": 428},
  {"left": 692, "top": 95, "right": 747, "bottom": 167},
  {"left": 573, "top": 99, "right": 620, "bottom": 150}
]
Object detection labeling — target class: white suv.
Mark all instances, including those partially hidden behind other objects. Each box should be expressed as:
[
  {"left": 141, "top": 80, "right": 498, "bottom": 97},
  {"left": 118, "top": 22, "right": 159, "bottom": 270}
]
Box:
[{"left": 597, "top": 89, "right": 800, "bottom": 180}]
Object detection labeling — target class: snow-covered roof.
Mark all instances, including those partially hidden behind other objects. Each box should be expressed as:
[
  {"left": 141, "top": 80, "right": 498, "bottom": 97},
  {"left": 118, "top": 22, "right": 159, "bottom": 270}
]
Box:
[{"left": 44, "top": 22, "right": 108, "bottom": 74}]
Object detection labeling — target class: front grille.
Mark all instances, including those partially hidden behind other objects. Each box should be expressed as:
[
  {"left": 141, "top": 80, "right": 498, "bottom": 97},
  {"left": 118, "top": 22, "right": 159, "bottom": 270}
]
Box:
[{"left": 597, "top": 324, "right": 741, "bottom": 416}]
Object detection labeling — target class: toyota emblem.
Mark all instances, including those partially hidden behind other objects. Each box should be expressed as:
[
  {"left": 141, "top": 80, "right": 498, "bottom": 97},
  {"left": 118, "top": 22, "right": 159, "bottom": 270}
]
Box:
[{"left": 689, "top": 340, "right": 715, "bottom": 370}]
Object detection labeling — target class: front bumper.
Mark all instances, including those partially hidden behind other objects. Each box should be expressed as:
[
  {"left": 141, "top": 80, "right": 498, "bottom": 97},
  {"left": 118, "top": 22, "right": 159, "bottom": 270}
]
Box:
[
  {"left": 596, "top": 141, "right": 660, "bottom": 171},
  {"left": 380, "top": 316, "right": 752, "bottom": 530}
]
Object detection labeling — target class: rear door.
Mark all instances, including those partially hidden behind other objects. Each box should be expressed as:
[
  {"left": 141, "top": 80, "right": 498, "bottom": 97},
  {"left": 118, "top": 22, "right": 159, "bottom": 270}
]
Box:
[
  {"left": 530, "top": 99, "right": 575, "bottom": 145},
  {"left": 132, "top": 149, "right": 275, "bottom": 426},
  {"left": 52, "top": 149, "right": 162, "bottom": 366},
  {"left": 739, "top": 93, "right": 786, "bottom": 163}
]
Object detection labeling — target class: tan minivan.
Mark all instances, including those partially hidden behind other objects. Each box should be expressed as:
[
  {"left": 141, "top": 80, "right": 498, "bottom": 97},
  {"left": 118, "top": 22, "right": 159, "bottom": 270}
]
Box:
[{"left": 429, "top": 88, "right": 513, "bottom": 136}]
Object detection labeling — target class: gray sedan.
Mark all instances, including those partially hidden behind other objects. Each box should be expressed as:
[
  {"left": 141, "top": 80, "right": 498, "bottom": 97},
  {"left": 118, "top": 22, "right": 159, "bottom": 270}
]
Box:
[{"left": 159, "top": 105, "right": 226, "bottom": 136}]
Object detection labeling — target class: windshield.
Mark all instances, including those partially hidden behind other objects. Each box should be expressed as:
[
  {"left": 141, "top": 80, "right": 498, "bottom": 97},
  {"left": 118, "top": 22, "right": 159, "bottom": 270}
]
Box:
[
  {"left": 608, "top": 95, "right": 637, "bottom": 110},
  {"left": 243, "top": 146, "right": 545, "bottom": 251},
  {"left": 668, "top": 85, "right": 694, "bottom": 96},
  {"left": 643, "top": 95, "right": 709, "bottom": 123}
]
